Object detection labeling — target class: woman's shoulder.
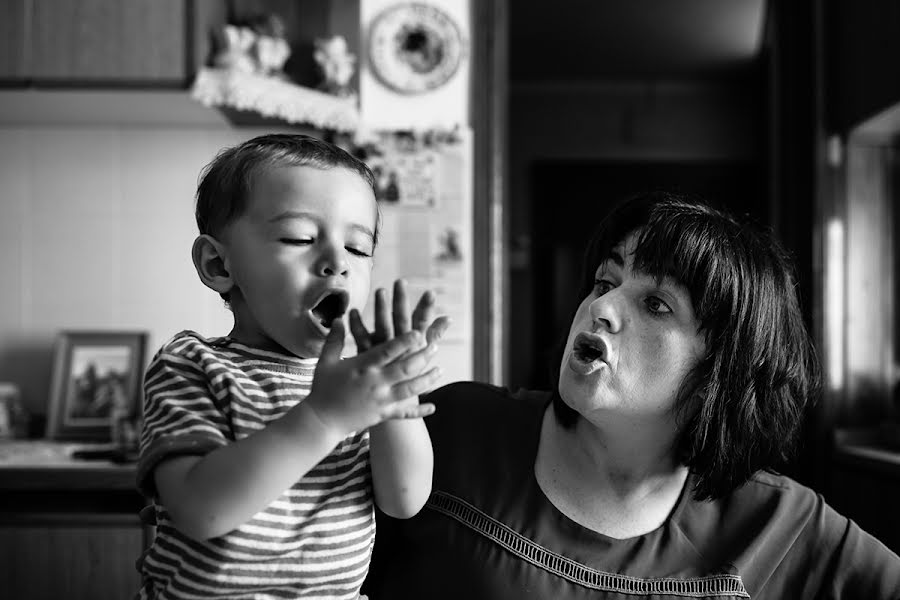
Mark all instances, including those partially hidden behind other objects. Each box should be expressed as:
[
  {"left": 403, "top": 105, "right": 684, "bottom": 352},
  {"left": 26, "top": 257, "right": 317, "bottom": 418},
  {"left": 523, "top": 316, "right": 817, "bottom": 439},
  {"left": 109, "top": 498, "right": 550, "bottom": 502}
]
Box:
[
  {"left": 424, "top": 381, "right": 549, "bottom": 427},
  {"left": 718, "top": 471, "right": 900, "bottom": 594},
  {"left": 720, "top": 471, "right": 830, "bottom": 528},
  {"left": 422, "top": 382, "right": 549, "bottom": 510},
  {"left": 425, "top": 380, "right": 549, "bottom": 403},
  {"left": 701, "top": 471, "right": 862, "bottom": 549},
  {"left": 422, "top": 382, "right": 549, "bottom": 457},
  {"left": 743, "top": 470, "right": 818, "bottom": 503}
]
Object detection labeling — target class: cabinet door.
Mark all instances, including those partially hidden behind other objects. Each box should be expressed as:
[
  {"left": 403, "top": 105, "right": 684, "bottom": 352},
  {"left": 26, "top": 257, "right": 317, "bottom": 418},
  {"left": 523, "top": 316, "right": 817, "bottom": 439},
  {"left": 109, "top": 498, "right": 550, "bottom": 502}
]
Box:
[
  {"left": 0, "top": 0, "right": 28, "bottom": 81},
  {"left": 0, "top": 516, "right": 144, "bottom": 600},
  {"left": 31, "top": 0, "right": 187, "bottom": 84}
]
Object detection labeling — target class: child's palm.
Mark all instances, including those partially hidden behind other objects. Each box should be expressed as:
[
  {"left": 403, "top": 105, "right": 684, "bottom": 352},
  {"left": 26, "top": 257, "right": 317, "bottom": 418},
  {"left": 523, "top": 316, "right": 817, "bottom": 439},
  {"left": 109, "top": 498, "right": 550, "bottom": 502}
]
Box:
[
  {"left": 307, "top": 319, "right": 439, "bottom": 435},
  {"left": 306, "top": 280, "right": 449, "bottom": 435}
]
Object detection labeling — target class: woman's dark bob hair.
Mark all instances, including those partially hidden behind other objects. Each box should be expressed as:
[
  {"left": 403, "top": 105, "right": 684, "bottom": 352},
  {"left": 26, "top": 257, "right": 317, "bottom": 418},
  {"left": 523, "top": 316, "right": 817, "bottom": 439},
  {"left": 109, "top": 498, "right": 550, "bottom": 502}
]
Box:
[{"left": 551, "top": 191, "right": 821, "bottom": 501}]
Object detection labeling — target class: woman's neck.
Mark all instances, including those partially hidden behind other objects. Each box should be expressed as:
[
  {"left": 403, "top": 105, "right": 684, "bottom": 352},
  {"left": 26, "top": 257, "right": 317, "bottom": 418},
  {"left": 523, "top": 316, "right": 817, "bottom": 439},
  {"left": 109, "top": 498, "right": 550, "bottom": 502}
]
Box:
[{"left": 535, "top": 405, "right": 689, "bottom": 539}]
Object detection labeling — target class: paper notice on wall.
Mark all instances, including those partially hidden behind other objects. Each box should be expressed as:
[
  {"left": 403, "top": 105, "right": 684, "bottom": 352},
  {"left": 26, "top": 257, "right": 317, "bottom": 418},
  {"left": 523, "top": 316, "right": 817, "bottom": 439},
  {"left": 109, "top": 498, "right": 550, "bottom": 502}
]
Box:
[{"left": 355, "top": 127, "right": 473, "bottom": 383}]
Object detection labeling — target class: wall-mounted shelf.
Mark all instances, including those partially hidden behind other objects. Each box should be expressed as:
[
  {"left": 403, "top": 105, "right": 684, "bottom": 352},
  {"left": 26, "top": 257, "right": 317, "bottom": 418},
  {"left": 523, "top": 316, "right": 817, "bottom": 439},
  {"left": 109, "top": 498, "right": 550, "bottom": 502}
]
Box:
[{"left": 191, "top": 67, "right": 359, "bottom": 132}]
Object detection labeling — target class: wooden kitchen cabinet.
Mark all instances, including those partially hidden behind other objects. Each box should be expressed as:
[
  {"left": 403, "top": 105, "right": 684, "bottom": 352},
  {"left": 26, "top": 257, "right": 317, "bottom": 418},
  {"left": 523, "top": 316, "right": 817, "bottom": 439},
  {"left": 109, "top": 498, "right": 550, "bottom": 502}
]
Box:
[
  {"left": 0, "top": 444, "right": 149, "bottom": 600},
  {"left": 0, "top": 0, "right": 28, "bottom": 81},
  {"left": 0, "top": 0, "right": 227, "bottom": 86},
  {"left": 0, "top": 515, "right": 144, "bottom": 599},
  {"left": 31, "top": 0, "right": 188, "bottom": 84}
]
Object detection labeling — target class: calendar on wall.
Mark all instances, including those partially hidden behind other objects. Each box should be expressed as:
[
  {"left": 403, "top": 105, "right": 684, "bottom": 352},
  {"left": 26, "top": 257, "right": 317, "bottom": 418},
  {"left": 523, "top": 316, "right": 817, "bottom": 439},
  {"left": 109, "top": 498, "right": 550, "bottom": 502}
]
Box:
[{"left": 347, "top": 127, "right": 473, "bottom": 384}]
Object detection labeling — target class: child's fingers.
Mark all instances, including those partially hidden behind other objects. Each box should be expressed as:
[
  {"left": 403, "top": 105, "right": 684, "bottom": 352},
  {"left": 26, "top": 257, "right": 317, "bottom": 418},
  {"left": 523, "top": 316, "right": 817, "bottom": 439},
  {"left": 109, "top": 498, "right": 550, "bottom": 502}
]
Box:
[
  {"left": 392, "top": 279, "right": 410, "bottom": 335},
  {"left": 348, "top": 309, "right": 372, "bottom": 353},
  {"left": 410, "top": 289, "right": 435, "bottom": 334},
  {"left": 356, "top": 329, "right": 423, "bottom": 370},
  {"left": 319, "top": 318, "right": 346, "bottom": 365},
  {"left": 382, "top": 338, "right": 437, "bottom": 381},
  {"left": 382, "top": 400, "right": 436, "bottom": 421},
  {"left": 373, "top": 288, "right": 391, "bottom": 344},
  {"left": 389, "top": 366, "right": 443, "bottom": 401},
  {"left": 425, "top": 315, "right": 451, "bottom": 345}
]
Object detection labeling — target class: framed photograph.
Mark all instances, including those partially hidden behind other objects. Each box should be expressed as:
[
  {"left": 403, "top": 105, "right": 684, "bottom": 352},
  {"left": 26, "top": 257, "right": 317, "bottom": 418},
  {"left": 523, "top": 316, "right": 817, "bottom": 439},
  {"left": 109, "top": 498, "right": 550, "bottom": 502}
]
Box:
[{"left": 46, "top": 331, "right": 148, "bottom": 442}]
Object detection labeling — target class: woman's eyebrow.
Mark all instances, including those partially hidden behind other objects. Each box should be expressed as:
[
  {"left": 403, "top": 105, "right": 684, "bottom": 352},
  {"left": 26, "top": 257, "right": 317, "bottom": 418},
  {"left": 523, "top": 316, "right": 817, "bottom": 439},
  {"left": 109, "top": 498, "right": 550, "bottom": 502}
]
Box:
[
  {"left": 606, "top": 249, "right": 625, "bottom": 267},
  {"left": 654, "top": 277, "right": 693, "bottom": 306}
]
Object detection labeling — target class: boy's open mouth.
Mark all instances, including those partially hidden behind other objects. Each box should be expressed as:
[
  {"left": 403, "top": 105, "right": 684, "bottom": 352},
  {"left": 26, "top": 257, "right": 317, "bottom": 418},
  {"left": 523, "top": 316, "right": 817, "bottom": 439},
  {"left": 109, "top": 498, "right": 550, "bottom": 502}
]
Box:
[{"left": 311, "top": 290, "right": 350, "bottom": 328}]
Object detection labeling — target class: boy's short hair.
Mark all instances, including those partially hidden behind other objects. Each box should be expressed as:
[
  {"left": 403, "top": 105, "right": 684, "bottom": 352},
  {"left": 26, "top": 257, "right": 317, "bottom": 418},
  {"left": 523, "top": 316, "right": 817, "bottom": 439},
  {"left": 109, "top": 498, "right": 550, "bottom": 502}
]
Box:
[
  {"left": 550, "top": 191, "right": 821, "bottom": 501},
  {"left": 195, "top": 133, "right": 379, "bottom": 241}
]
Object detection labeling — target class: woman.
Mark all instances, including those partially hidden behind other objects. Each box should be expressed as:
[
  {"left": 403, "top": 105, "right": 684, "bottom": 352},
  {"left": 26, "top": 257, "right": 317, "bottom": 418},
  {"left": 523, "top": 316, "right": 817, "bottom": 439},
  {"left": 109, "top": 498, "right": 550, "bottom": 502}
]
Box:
[{"left": 362, "top": 192, "right": 900, "bottom": 599}]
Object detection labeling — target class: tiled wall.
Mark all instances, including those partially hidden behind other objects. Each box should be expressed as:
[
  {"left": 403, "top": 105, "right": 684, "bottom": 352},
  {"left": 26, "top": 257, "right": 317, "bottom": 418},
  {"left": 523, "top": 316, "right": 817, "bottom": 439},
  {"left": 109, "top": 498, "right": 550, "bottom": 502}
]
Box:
[{"left": 0, "top": 125, "right": 269, "bottom": 416}]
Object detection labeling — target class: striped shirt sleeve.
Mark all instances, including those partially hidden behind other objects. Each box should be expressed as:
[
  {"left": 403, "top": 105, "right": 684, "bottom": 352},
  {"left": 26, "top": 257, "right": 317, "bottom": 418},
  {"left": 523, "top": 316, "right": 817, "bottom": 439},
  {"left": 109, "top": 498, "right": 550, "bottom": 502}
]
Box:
[{"left": 136, "top": 340, "right": 229, "bottom": 498}]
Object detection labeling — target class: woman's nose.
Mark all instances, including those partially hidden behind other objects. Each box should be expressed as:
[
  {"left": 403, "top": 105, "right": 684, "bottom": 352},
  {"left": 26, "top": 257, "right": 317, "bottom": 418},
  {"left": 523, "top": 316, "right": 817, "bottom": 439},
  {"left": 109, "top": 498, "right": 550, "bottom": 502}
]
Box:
[
  {"left": 589, "top": 294, "right": 620, "bottom": 332},
  {"left": 315, "top": 244, "right": 349, "bottom": 277}
]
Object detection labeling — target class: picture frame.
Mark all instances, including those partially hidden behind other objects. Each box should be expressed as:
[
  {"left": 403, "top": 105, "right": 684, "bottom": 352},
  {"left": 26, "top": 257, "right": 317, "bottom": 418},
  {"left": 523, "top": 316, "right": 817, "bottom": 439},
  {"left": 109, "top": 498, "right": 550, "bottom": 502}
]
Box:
[{"left": 46, "top": 330, "right": 148, "bottom": 442}]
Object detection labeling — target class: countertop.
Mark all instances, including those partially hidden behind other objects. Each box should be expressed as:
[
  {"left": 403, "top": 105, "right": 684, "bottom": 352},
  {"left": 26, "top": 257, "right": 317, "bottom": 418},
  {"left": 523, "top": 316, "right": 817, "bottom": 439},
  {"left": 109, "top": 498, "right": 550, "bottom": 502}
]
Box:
[{"left": 0, "top": 440, "right": 137, "bottom": 491}]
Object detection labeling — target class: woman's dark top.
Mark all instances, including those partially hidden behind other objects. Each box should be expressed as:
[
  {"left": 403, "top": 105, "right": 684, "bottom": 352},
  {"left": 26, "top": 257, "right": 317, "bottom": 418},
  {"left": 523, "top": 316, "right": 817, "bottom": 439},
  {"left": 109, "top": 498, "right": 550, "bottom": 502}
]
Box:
[{"left": 363, "top": 381, "right": 900, "bottom": 599}]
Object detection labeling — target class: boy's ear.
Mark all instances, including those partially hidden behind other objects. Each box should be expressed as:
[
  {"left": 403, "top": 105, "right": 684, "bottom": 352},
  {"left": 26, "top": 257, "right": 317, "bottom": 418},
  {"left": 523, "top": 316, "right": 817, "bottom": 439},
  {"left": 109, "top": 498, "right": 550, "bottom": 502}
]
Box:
[{"left": 192, "top": 234, "right": 233, "bottom": 294}]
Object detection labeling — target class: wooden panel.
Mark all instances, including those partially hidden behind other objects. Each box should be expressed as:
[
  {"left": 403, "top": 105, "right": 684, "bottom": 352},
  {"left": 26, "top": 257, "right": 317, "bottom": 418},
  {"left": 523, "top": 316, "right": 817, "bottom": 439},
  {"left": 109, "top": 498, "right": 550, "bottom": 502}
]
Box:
[
  {"left": 116, "top": 1, "right": 187, "bottom": 82},
  {"left": 192, "top": 0, "right": 229, "bottom": 73},
  {"left": 32, "top": 0, "right": 115, "bottom": 80},
  {"left": 31, "top": 0, "right": 187, "bottom": 83},
  {"left": 0, "top": 522, "right": 143, "bottom": 600},
  {"left": 0, "top": 0, "right": 28, "bottom": 81}
]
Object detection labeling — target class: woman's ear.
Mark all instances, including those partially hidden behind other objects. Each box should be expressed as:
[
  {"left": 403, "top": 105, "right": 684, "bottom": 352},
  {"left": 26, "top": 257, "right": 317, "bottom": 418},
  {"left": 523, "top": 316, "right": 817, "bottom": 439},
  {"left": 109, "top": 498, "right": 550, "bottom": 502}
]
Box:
[{"left": 192, "top": 234, "right": 233, "bottom": 295}]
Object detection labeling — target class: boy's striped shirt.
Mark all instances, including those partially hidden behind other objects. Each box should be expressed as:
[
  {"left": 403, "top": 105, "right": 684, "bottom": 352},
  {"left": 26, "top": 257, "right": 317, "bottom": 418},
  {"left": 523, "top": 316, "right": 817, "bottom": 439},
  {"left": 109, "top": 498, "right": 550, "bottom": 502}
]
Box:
[{"left": 136, "top": 330, "right": 373, "bottom": 600}]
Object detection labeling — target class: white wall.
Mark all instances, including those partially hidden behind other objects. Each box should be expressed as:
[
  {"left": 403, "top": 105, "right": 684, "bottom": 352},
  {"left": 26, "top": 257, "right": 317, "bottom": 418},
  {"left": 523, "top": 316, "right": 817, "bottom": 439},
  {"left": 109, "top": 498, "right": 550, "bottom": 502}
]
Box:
[
  {"left": 0, "top": 123, "right": 264, "bottom": 416},
  {"left": 359, "top": 0, "right": 470, "bottom": 130}
]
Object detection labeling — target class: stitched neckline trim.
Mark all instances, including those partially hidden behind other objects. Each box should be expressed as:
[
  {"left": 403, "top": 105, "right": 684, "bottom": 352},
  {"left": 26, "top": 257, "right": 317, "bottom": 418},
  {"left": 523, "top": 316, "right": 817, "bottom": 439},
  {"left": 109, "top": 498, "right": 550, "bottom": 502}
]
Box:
[{"left": 426, "top": 491, "right": 749, "bottom": 598}]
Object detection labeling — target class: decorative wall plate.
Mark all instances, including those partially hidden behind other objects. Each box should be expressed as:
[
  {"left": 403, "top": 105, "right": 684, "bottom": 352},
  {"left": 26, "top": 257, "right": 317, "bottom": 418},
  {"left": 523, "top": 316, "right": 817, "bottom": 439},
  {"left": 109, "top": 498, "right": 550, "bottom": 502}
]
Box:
[{"left": 368, "top": 2, "right": 466, "bottom": 95}]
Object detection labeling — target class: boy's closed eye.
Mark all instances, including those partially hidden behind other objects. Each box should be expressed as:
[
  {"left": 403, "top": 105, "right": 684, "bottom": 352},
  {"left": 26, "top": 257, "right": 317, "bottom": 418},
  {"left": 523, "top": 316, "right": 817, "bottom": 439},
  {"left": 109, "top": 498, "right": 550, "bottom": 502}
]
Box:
[
  {"left": 279, "top": 237, "right": 373, "bottom": 258},
  {"left": 279, "top": 237, "right": 313, "bottom": 245},
  {"left": 346, "top": 246, "right": 373, "bottom": 257}
]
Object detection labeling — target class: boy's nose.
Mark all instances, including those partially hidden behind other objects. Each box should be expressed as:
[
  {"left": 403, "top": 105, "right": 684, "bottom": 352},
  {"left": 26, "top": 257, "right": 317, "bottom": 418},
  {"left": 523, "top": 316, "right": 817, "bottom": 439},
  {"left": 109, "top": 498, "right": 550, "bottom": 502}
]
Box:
[{"left": 316, "top": 247, "right": 349, "bottom": 277}]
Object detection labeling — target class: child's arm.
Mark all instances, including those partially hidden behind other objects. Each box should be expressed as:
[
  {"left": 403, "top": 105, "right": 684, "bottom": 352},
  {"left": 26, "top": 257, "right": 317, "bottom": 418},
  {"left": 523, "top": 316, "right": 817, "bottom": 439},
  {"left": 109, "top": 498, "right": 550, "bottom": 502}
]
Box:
[
  {"left": 153, "top": 322, "right": 440, "bottom": 540},
  {"left": 350, "top": 280, "right": 450, "bottom": 518}
]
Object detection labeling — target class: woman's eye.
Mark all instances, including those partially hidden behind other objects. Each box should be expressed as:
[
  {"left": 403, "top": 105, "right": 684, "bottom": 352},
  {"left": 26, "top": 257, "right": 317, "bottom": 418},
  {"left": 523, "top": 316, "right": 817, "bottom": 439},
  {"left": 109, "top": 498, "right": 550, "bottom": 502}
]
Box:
[
  {"left": 279, "top": 237, "right": 313, "bottom": 245},
  {"left": 645, "top": 296, "right": 672, "bottom": 314},
  {"left": 594, "top": 279, "right": 614, "bottom": 295}
]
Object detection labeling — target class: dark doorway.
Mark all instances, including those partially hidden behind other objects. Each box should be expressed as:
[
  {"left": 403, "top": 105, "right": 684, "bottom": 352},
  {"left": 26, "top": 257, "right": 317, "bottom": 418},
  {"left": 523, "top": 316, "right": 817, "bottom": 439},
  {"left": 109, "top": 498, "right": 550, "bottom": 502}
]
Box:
[{"left": 521, "top": 160, "right": 766, "bottom": 391}]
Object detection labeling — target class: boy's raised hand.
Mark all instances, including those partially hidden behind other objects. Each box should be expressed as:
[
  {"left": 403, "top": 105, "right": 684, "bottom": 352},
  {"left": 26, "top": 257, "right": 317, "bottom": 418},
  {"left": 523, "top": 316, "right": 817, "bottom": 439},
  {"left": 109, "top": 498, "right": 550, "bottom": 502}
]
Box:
[
  {"left": 352, "top": 279, "right": 451, "bottom": 352},
  {"left": 347, "top": 279, "right": 450, "bottom": 414},
  {"left": 305, "top": 313, "right": 442, "bottom": 437}
]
